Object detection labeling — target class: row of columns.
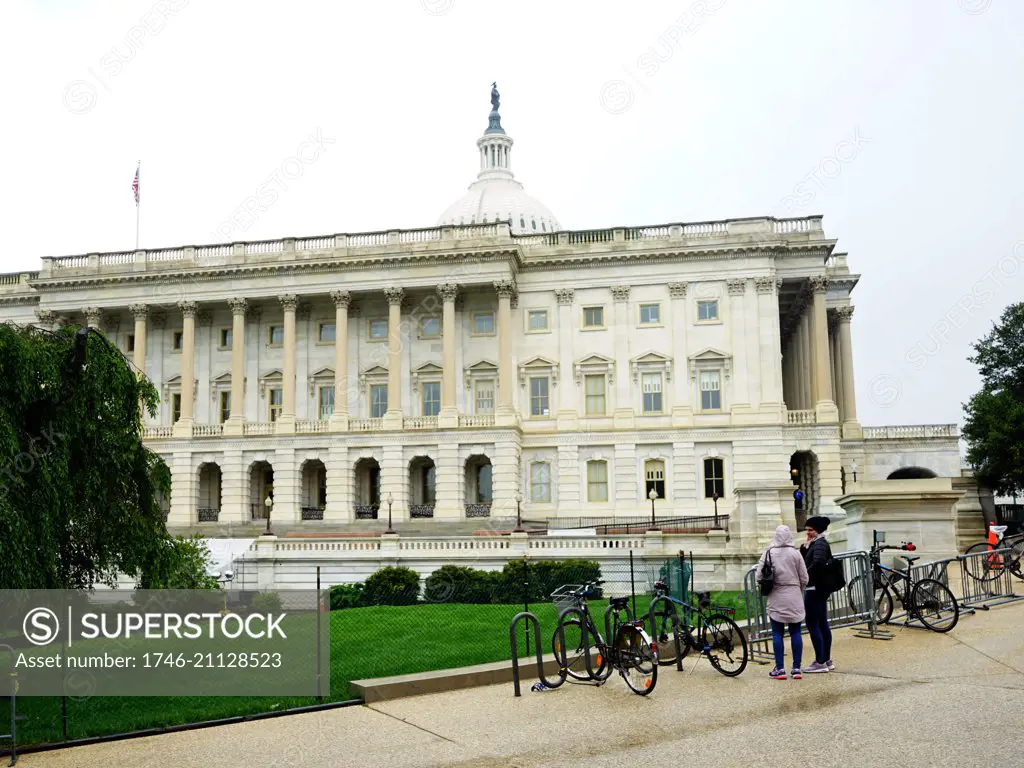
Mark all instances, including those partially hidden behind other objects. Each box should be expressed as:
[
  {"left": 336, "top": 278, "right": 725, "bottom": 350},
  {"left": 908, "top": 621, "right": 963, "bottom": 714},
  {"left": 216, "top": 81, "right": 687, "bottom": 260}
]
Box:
[
  {"left": 104, "top": 280, "right": 520, "bottom": 434},
  {"left": 782, "top": 277, "right": 842, "bottom": 420}
]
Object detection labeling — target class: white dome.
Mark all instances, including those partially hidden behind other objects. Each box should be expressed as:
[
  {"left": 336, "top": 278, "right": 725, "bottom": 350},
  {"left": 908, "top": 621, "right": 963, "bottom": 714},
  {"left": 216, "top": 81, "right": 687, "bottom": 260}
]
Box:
[
  {"left": 437, "top": 177, "right": 561, "bottom": 235},
  {"left": 437, "top": 84, "right": 562, "bottom": 235}
]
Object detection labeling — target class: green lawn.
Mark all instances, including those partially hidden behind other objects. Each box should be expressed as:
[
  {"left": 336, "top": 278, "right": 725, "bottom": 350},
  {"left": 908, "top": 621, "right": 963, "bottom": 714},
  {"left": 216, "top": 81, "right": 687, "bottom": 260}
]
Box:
[{"left": 9, "top": 591, "right": 747, "bottom": 747}]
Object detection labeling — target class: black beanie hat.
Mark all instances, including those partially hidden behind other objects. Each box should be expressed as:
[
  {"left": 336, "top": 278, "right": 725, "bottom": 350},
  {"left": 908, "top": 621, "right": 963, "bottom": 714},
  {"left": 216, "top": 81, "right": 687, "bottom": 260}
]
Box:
[{"left": 805, "top": 516, "right": 830, "bottom": 533}]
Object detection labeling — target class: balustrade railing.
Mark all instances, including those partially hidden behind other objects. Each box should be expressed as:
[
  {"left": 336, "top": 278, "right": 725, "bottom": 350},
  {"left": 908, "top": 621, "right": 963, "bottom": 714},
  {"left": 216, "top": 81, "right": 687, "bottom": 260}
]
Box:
[
  {"left": 459, "top": 414, "right": 495, "bottom": 428},
  {"left": 142, "top": 425, "right": 173, "bottom": 439},
  {"left": 149, "top": 248, "right": 184, "bottom": 261},
  {"left": 349, "top": 418, "right": 383, "bottom": 432},
  {"left": 465, "top": 502, "right": 492, "bottom": 518},
  {"left": 786, "top": 409, "right": 817, "bottom": 425},
  {"left": 296, "top": 419, "right": 330, "bottom": 433},
  {"left": 193, "top": 424, "right": 223, "bottom": 437},
  {"left": 244, "top": 422, "right": 275, "bottom": 435},
  {"left": 295, "top": 237, "right": 334, "bottom": 251},
  {"left": 404, "top": 416, "right": 438, "bottom": 430},
  {"left": 301, "top": 506, "right": 325, "bottom": 521},
  {"left": 244, "top": 241, "right": 282, "bottom": 255},
  {"left": 195, "top": 245, "right": 231, "bottom": 259},
  {"left": 197, "top": 507, "right": 220, "bottom": 523},
  {"left": 354, "top": 504, "right": 379, "bottom": 520},
  {"left": 409, "top": 504, "right": 435, "bottom": 518},
  {"left": 863, "top": 424, "right": 960, "bottom": 439},
  {"left": 99, "top": 252, "right": 134, "bottom": 266}
]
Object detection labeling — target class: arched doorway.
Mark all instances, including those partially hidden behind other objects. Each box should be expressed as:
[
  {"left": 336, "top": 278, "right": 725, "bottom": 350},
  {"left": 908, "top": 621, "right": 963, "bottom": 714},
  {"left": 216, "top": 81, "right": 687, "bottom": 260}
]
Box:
[
  {"left": 887, "top": 466, "right": 938, "bottom": 479},
  {"left": 789, "top": 451, "right": 820, "bottom": 529},
  {"left": 464, "top": 455, "right": 492, "bottom": 517},
  {"left": 409, "top": 456, "right": 436, "bottom": 518},
  {"left": 197, "top": 463, "right": 222, "bottom": 523},
  {"left": 249, "top": 460, "right": 274, "bottom": 520},
  {"left": 300, "top": 459, "right": 327, "bottom": 520},
  {"left": 354, "top": 458, "right": 381, "bottom": 519}
]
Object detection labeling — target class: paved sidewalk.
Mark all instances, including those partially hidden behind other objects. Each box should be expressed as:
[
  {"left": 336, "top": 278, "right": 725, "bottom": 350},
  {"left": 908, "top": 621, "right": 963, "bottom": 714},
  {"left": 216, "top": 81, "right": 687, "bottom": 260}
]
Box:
[{"left": 20, "top": 601, "right": 1024, "bottom": 768}]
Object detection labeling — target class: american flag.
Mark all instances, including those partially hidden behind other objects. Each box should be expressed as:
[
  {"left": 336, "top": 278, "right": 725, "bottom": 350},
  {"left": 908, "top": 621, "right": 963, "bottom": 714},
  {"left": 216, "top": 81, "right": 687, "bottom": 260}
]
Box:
[{"left": 132, "top": 164, "right": 140, "bottom": 206}]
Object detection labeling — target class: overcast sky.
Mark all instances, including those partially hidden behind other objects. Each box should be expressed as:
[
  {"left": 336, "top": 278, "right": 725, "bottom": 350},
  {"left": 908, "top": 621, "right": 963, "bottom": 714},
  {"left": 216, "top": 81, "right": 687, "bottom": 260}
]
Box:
[{"left": 2, "top": 0, "right": 1021, "bottom": 431}]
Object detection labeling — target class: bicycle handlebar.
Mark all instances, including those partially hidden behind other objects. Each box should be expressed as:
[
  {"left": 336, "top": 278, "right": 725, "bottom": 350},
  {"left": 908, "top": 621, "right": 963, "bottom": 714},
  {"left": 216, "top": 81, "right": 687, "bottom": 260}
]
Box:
[{"left": 876, "top": 542, "right": 915, "bottom": 552}]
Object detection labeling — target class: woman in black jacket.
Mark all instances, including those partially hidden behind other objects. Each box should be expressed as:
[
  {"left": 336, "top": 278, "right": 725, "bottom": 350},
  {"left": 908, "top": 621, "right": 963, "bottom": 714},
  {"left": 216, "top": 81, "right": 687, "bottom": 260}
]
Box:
[{"left": 800, "top": 516, "right": 835, "bottom": 673}]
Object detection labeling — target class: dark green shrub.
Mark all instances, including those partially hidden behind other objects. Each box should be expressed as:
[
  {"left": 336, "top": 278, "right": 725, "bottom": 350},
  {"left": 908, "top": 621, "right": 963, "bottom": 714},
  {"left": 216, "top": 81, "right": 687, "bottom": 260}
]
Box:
[
  {"left": 251, "top": 591, "right": 283, "bottom": 614},
  {"left": 424, "top": 565, "right": 497, "bottom": 604},
  {"left": 497, "top": 559, "right": 602, "bottom": 603},
  {"left": 330, "top": 582, "right": 367, "bottom": 610},
  {"left": 363, "top": 566, "right": 421, "bottom": 606}
]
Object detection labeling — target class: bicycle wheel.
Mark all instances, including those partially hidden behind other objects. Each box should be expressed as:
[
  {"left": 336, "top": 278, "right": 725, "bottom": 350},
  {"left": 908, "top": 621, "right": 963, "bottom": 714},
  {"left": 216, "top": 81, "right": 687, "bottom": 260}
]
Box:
[
  {"left": 846, "top": 574, "right": 875, "bottom": 616},
  {"left": 963, "top": 542, "right": 1002, "bottom": 582},
  {"left": 614, "top": 624, "right": 658, "bottom": 695},
  {"left": 552, "top": 618, "right": 609, "bottom": 681},
  {"left": 911, "top": 578, "right": 959, "bottom": 632},
  {"left": 701, "top": 614, "right": 748, "bottom": 677},
  {"left": 1008, "top": 538, "right": 1024, "bottom": 581},
  {"left": 875, "top": 585, "right": 894, "bottom": 625}
]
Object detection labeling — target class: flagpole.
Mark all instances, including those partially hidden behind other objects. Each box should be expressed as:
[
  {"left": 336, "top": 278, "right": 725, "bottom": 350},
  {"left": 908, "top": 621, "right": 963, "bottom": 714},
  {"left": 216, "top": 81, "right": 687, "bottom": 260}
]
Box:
[{"left": 135, "top": 160, "right": 140, "bottom": 250}]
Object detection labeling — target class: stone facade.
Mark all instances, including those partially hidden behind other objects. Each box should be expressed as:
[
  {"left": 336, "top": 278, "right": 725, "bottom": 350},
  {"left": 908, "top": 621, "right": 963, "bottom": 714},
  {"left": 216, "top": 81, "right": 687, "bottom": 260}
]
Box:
[{"left": 0, "top": 220, "right": 963, "bottom": 533}]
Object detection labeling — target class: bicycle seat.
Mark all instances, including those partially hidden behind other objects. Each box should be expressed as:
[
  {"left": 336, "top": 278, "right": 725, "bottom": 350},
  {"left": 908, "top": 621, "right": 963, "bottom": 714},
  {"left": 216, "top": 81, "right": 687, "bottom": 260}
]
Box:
[
  {"left": 900, "top": 555, "right": 921, "bottom": 564},
  {"left": 610, "top": 596, "right": 630, "bottom": 610}
]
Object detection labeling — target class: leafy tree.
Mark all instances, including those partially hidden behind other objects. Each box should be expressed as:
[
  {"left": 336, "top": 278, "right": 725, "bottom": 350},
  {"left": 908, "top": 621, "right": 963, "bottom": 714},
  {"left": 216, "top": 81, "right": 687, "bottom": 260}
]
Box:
[
  {"left": 136, "top": 534, "right": 220, "bottom": 590},
  {"left": 962, "top": 302, "right": 1024, "bottom": 498},
  {"left": 0, "top": 323, "right": 207, "bottom": 590}
]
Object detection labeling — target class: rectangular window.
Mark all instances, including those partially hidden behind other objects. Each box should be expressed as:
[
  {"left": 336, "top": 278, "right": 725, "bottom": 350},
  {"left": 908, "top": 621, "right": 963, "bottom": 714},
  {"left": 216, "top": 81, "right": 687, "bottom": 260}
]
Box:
[
  {"left": 584, "top": 374, "right": 606, "bottom": 415},
  {"left": 127, "top": 334, "right": 135, "bottom": 353},
  {"left": 703, "top": 457, "right": 725, "bottom": 499},
  {"left": 639, "top": 303, "right": 661, "bottom": 324},
  {"left": 220, "top": 328, "right": 233, "bottom": 349},
  {"left": 530, "top": 461, "right": 551, "bottom": 503},
  {"left": 645, "top": 460, "right": 666, "bottom": 499},
  {"left": 473, "top": 312, "right": 495, "bottom": 334},
  {"left": 475, "top": 379, "right": 495, "bottom": 415},
  {"left": 529, "top": 377, "right": 549, "bottom": 417},
  {"left": 527, "top": 310, "right": 549, "bottom": 332},
  {"left": 420, "top": 317, "right": 441, "bottom": 338},
  {"left": 171, "top": 393, "right": 181, "bottom": 423},
  {"left": 370, "top": 384, "right": 388, "bottom": 418},
  {"left": 587, "top": 460, "right": 608, "bottom": 502},
  {"left": 642, "top": 372, "right": 663, "bottom": 413},
  {"left": 422, "top": 381, "right": 441, "bottom": 417},
  {"left": 700, "top": 370, "right": 722, "bottom": 411},
  {"left": 172, "top": 331, "right": 183, "bottom": 350},
  {"left": 318, "top": 386, "right": 335, "bottom": 420},
  {"left": 583, "top": 306, "right": 604, "bottom": 328},
  {"left": 318, "top": 323, "right": 336, "bottom": 343},
  {"left": 697, "top": 300, "right": 719, "bottom": 322},
  {"left": 369, "top": 319, "right": 388, "bottom": 340},
  {"left": 269, "top": 388, "right": 283, "bottom": 422},
  {"left": 269, "top": 326, "right": 284, "bottom": 345},
  {"left": 219, "top": 391, "right": 231, "bottom": 423}
]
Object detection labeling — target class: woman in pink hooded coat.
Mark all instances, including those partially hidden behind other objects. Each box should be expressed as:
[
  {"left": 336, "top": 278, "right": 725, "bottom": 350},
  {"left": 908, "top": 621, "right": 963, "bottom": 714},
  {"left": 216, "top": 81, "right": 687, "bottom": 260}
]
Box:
[{"left": 755, "top": 525, "right": 809, "bottom": 680}]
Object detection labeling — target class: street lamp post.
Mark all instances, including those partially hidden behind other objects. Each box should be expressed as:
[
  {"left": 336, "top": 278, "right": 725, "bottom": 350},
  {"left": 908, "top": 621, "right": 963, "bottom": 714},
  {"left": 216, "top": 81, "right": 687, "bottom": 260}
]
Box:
[
  {"left": 712, "top": 491, "right": 720, "bottom": 529},
  {"left": 385, "top": 491, "right": 395, "bottom": 534},
  {"left": 514, "top": 491, "right": 524, "bottom": 533},
  {"left": 648, "top": 488, "right": 659, "bottom": 531},
  {"left": 264, "top": 495, "right": 273, "bottom": 535}
]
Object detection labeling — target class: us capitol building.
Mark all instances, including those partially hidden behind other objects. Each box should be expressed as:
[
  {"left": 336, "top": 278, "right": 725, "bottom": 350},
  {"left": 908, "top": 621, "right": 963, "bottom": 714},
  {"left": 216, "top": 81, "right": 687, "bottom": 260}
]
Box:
[{"left": 0, "top": 86, "right": 969, "bottom": 572}]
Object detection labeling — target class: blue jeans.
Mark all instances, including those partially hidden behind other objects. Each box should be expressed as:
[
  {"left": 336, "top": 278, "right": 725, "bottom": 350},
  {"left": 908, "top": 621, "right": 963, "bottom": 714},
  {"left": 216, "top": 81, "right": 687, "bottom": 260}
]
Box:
[
  {"left": 770, "top": 619, "right": 803, "bottom": 670},
  {"left": 804, "top": 589, "right": 832, "bottom": 664}
]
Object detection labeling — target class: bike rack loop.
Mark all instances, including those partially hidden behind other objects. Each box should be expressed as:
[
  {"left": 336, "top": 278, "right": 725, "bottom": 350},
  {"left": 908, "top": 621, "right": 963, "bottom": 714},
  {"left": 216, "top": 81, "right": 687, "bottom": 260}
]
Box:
[
  {"left": 645, "top": 596, "right": 684, "bottom": 672},
  {"left": 509, "top": 612, "right": 569, "bottom": 697},
  {"left": 0, "top": 644, "right": 18, "bottom": 766}
]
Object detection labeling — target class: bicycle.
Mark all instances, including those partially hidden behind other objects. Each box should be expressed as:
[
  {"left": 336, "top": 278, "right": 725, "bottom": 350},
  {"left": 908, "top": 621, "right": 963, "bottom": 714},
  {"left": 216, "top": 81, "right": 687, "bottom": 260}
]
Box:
[
  {"left": 549, "top": 581, "right": 659, "bottom": 696},
  {"left": 847, "top": 539, "right": 959, "bottom": 632},
  {"left": 962, "top": 525, "right": 1024, "bottom": 582},
  {"left": 648, "top": 580, "right": 748, "bottom": 676}
]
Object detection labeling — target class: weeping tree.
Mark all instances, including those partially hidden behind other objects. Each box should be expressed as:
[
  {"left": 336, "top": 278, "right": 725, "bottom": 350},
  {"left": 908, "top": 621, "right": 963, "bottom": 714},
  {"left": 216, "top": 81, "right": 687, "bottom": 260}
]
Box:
[
  {"left": 962, "top": 302, "right": 1024, "bottom": 499},
  {"left": 0, "top": 322, "right": 211, "bottom": 590}
]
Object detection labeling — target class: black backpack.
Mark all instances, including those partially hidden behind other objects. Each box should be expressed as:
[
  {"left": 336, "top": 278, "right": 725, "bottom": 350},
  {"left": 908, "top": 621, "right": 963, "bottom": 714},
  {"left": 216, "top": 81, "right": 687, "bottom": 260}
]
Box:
[
  {"left": 760, "top": 548, "right": 775, "bottom": 596},
  {"left": 817, "top": 540, "right": 847, "bottom": 594}
]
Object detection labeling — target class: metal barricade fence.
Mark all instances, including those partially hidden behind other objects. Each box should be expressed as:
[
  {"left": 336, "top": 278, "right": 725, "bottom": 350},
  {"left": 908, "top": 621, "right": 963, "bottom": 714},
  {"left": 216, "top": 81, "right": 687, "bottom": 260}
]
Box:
[
  {"left": 956, "top": 548, "right": 1023, "bottom": 610},
  {"left": 743, "top": 550, "right": 875, "bottom": 663}
]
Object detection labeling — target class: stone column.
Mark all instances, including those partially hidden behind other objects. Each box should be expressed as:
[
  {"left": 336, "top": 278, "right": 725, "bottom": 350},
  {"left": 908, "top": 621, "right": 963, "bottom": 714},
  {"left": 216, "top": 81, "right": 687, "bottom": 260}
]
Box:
[
  {"left": 727, "top": 279, "right": 750, "bottom": 417},
  {"left": 667, "top": 283, "right": 692, "bottom": 426},
  {"left": 330, "top": 290, "right": 351, "bottom": 431},
  {"left": 555, "top": 288, "right": 579, "bottom": 430},
  {"left": 174, "top": 301, "right": 197, "bottom": 437},
  {"left": 830, "top": 314, "right": 844, "bottom": 423},
  {"left": 383, "top": 286, "right": 404, "bottom": 429},
  {"left": 837, "top": 306, "right": 862, "bottom": 438},
  {"left": 277, "top": 294, "right": 298, "bottom": 433},
  {"left": 83, "top": 307, "right": 102, "bottom": 329},
  {"left": 438, "top": 283, "right": 459, "bottom": 428},
  {"left": 225, "top": 298, "right": 247, "bottom": 435},
  {"left": 754, "top": 278, "right": 781, "bottom": 414},
  {"left": 799, "top": 311, "right": 812, "bottom": 410},
  {"left": 611, "top": 284, "right": 634, "bottom": 428},
  {"left": 809, "top": 276, "right": 838, "bottom": 421},
  {"left": 495, "top": 279, "right": 517, "bottom": 426},
  {"left": 129, "top": 304, "right": 148, "bottom": 376}
]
